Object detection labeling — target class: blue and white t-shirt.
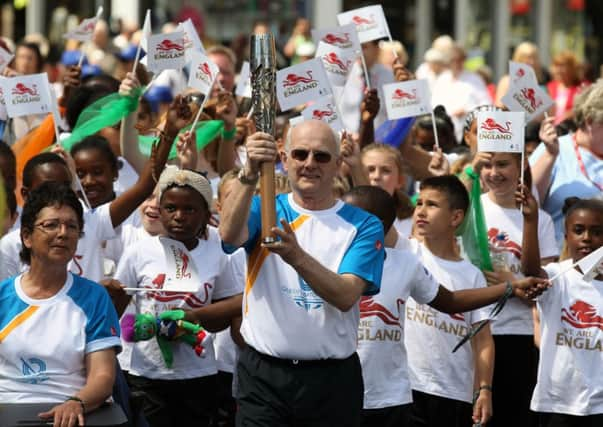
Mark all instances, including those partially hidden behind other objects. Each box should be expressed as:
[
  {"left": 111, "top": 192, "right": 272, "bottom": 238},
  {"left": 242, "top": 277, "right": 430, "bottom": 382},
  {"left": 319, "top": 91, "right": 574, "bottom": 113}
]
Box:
[
  {"left": 530, "top": 135, "right": 603, "bottom": 246},
  {"left": 0, "top": 273, "right": 121, "bottom": 403},
  {"left": 224, "top": 193, "right": 385, "bottom": 360}
]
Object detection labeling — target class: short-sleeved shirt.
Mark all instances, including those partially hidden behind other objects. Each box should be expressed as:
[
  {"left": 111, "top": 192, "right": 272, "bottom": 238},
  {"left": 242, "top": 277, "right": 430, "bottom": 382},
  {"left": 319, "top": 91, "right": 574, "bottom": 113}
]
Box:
[
  {"left": 405, "top": 239, "right": 491, "bottom": 403},
  {"left": 529, "top": 134, "right": 603, "bottom": 246},
  {"left": 481, "top": 194, "right": 559, "bottom": 335},
  {"left": 530, "top": 261, "right": 603, "bottom": 416},
  {"left": 0, "top": 273, "right": 121, "bottom": 403},
  {"left": 224, "top": 193, "right": 384, "bottom": 360},
  {"left": 114, "top": 229, "right": 242, "bottom": 380},
  {"left": 0, "top": 202, "right": 116, "bottom": 283},
  {"left": 358, "top": 247, "right": 439, "bottom": 409}
]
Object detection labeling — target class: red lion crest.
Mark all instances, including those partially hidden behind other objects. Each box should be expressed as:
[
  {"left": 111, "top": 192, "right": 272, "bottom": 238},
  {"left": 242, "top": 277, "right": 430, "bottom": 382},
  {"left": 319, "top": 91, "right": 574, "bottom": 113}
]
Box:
[
  {"left": 322, "top": 33, "right": 350, "bottom": 46},
  {"left": 392, "top": 88, "right": 417, "bottom": 100},
  {"left": 312, "top": 108, "right": 334, "bottom": 120},
  {"left": 11, "top": 83, "right": 38, "bottom": 96},
  {"left": 198, "top": 62, "right": 212, "bottom": 79},
  {"left": 156, "top": 39, "right": 184, "bottom": 52},
  {"left": 480, "top": 118, "right": 512, "bottom": 134},
  {"left": 561, "top": 300, "right": 603, "bottom": 330},
  {"left": 487, "top": 229, "right": 522, "bottom": 260},
  {"left": 352, "top": 15, "right": 374, "bottom": 25},
  {"left": 282, "top": 71, "right": 315, "bottom": 87},
  {"left": 520, "top": 87, "right": 542, "bottom": 109},
  {"left": 360, "top": 296, "right": 404, "bottom": 326},
  {"left": 323, "top": 52, "right": 349, "bottom": 71}
]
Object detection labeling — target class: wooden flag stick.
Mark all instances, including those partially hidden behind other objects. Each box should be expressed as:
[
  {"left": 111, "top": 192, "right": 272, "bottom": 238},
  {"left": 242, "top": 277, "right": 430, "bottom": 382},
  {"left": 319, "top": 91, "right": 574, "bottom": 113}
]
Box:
[
  {"left": 358, "top": 50, "right": 371, "bottom": 90},
  {"left": 430, "top": 110, "right": 440, "bottom": 148}
]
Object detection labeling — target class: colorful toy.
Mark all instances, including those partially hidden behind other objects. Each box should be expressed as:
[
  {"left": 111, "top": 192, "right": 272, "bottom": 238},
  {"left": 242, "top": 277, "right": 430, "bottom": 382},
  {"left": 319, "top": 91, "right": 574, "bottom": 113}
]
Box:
[{"left": 120, "top": 309, "right": 209, "bottom": 368}]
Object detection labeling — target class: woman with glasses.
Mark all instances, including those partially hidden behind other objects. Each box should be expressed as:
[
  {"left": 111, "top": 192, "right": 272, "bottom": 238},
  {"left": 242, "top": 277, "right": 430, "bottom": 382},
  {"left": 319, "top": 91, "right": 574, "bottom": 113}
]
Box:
[{"left": 0, "top": 182, "right": 121, "bottom": 427}]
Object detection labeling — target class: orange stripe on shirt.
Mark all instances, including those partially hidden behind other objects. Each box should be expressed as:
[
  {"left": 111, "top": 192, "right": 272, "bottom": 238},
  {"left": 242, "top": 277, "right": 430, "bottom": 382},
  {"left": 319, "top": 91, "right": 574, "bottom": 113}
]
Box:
[
  {"left": 0, "top": 306, "right": 39, "bottom": 343},
  {"left": 244, "top": 214, "right": 310, "bottom": 314}
]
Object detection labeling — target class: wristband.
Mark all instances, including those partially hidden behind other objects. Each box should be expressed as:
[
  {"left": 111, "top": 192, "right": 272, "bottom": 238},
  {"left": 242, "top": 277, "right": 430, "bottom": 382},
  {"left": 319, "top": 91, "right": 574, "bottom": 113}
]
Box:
[
  {"left": 473, "top": 385, "right": 493, "bottom": 404},
  {"left": 222, "top": 127, "right": 237, "bottom": 140},
  {"left": 66, "top": 396, "right": 86, "bottom": 413},
  {"left": 464, "top": 165, "right": 478, "bottom": 179}
]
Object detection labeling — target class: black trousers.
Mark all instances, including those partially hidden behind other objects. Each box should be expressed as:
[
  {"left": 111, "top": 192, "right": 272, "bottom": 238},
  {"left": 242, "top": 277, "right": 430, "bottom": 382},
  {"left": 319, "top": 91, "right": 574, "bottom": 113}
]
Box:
[
  {"left": 126, "top": 373, "right": 217, "bottom": 427},
  {"left": 489, "top": 335, "right": 539, "bottom": 427},
  {"left": 539, "top": 413, "right": 603, "bottom": 427},
  {"left": 361, "top": 404, "right": 412, "bottom": 427},
  {"left": 409, "top": 390, "right": 473, "bottom": 427},
  {"left": 236, "top": 346, "right": 364, "bottom": 427}
]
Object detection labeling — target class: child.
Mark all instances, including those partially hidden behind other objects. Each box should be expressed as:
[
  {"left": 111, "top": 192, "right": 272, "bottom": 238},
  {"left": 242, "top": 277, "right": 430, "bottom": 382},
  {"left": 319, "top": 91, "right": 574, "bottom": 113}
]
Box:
[
  {"left": 344, "top": 184, "right": 548, "bottom": 427},
  {"left": 0, "top": 91, "right": 179, "bottom": 282},
  {"left": 404, "top": 175, "right": 494, "bottom": 427},
  {"left": 520, "top": 192, "right": 603, "bottom": 426},
  {"left": 111, "top": 167, "right": 243, "bottom": 427},
  {"left": 478, "top": 152, "right": 558, "bottom": 427},
  {"left": 360, "top": 143, "right": 414, "bottom": 239}
]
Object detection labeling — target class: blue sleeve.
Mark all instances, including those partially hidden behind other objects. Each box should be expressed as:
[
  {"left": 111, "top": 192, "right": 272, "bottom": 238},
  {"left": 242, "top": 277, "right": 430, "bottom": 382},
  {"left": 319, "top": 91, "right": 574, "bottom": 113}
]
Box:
[
  {"left": 84, "top": 285, "right": 122, "bottom": 354},
  {"left": 222, "top": 196, "right": 262, "bottom": 255},
  {"left": 337, "top": 214, "right": 385, "bottom": 296}
]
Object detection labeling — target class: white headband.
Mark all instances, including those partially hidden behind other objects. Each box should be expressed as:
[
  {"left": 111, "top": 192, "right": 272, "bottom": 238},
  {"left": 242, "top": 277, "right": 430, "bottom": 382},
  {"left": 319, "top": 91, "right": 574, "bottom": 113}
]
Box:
[{"left": 158, "top": 166, "right": 213, "bottom": 207}]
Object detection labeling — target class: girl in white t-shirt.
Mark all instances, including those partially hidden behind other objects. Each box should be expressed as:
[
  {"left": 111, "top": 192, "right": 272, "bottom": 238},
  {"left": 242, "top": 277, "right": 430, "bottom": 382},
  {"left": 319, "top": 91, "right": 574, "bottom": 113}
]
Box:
[
  {"left": 521, "top": 193, "right": 603, "bottom": 426},
  {"left": 477, "top": 151, "right": 558, "bottom": 427},
  {"left": 110, "top": 167, "right": 243, "bottom": 427}
]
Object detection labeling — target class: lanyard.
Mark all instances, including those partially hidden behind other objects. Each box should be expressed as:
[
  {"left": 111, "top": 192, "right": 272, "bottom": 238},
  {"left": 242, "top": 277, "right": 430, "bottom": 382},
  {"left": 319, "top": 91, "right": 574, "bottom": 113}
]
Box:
[{"left": 572, "top": 134, "right": 603, "bottom": 192}]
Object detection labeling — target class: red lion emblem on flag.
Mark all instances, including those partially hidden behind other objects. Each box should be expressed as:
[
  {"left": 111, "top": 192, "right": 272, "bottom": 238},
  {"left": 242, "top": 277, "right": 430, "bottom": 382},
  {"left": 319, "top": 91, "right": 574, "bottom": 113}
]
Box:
[
  {"left": 322, "top": 33, "right": 350, "bottom": 46},
  {"left": 360, "top": 296, "right": 405, "bottom": 326},
  {"left": 520, "top": 87, "right": 542, "bottom": 110},
  {"left": 312, "top": 108, "right": 334, "bottom": 120},
  {"left": 156, "top": 39, "right": 184, "bottom": 52},
  {"left": 198, "top": 62, "right": 213, "bottom": 79},
  {"left": 323, "top": 52, "right": 350, "bottom": 71},
  {"left": 480, "top": 118, "right": 512, "bottom": 134},
  {"left": 11, "top": 83, "right": 38, "bottom": 96},
  {"left": 392, "top": 88, "right": 417, "bottom": 100},
  {"left": 561, "top": 300, "right": 603, "bottom": 330},
  {"left": 352, "top": 15, "right": 374, "bottom": 25},
  {"left": 487, "top": 229, "right": 522, "bottom": 259},
  {"left": 282, "top": 71, "right": 316, "bottom": 87}
]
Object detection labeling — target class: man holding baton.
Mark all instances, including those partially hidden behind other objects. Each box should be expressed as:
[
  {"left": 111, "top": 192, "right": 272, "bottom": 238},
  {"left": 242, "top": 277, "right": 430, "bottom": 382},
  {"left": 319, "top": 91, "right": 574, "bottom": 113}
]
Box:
[{"left": 219, "top": 119, "right": 385, "bottom": 427}]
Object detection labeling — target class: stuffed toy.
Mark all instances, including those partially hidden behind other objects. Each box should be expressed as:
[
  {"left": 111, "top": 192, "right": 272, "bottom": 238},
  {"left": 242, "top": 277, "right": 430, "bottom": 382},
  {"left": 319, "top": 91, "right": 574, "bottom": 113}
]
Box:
[{"left": 121, "top": 309, "right": 209, "bottom": 368}]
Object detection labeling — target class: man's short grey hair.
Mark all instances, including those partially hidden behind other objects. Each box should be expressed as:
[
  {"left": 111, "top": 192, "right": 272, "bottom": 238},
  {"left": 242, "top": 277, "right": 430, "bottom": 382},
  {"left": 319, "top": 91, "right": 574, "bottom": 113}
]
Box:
[{"left": 284, "top": 121, "right": 340, "bottom": 155}]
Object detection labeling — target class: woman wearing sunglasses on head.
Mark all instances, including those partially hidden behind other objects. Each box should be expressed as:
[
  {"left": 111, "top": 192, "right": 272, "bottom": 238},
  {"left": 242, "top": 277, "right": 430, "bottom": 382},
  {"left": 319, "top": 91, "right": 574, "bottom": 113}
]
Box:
[{"left": 0, "top": 182, "right": 121, "bottom": 427}]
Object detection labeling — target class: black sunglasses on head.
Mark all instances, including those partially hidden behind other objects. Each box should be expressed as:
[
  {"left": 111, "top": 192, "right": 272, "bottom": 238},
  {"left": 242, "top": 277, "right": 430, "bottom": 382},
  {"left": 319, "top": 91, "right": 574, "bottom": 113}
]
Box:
[{"left": 290, "top": 149, "right": 332, "bottom": 164}]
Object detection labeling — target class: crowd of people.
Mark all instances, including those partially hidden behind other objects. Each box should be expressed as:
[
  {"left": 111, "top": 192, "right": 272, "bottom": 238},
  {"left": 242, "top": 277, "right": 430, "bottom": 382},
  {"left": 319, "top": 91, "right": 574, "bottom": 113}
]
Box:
[{"left": 0, "top": 6, "right": 601, "bottom": 427}]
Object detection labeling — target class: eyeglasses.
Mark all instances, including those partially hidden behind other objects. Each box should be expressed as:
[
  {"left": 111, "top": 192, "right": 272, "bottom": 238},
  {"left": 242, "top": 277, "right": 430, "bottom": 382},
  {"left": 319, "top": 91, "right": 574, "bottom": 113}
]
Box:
[
  {"left": 35, "top": 219, "right": 82, "bottom": 236},
  {"left": 290, "top": 149, "right": 333, "bottom": 164}
]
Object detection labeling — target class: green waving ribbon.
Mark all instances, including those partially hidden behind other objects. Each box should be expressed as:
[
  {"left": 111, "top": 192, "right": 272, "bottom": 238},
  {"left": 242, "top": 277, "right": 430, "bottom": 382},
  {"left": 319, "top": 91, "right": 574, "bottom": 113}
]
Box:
[
  {"left": 455, "top": 171, "right": 493, "bottom": 271},
  {"left": 60, "top": 87, "right": 144, "bottom": 151},
  {"left": 137, "top": 120, "right": 224, "bottom": 160}
]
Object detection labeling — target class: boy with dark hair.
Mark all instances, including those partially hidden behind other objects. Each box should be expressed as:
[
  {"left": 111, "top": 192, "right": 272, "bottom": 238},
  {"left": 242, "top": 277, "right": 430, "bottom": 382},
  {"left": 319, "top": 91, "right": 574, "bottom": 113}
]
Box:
[
  {"left": 342, "top": 184, "right": 548, "bottom": 427},
  {"left": 405, "top": 175, "right": 493, "bottom": 427}
]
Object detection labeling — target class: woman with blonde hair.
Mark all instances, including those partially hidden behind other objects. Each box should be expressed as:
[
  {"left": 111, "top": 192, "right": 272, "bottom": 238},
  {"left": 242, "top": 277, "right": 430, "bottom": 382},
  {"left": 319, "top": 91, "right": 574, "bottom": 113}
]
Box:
[{"left": 495, "top": 42, "right": 546, "bottom": 106}]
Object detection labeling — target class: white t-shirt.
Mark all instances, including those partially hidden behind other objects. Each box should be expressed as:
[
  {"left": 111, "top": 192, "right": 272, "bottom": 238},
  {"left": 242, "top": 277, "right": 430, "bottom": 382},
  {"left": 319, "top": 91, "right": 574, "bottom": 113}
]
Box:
[
  {"left": 0, "top": 273, "right": 121, "bottom": 402},
  {"left": 358, "top": 247, "right": 439, "bottom": 409},
  {"left": 223, "top": 193, "right": 384, "bottom": 360},
  {"left": 114, "top": 230, "right": 242, "bottom": 380},
  {"left": 405, "top": 239, "right": 491, "bottom": 403},
  {"left": 393, "top": 217, "right": 413, "bottom": 238},
  {"left": 0, "top": 203, "right": 116, "bottom": 283},
  {"left": 530, "top": 261, "right": 603, "bottom": 416},
  {"left": 113, "top": 157, "right": 139, "bottom": 195},
  {"left": 481, "top": 194, "right": 559, "bottom": 335},
  {"left": 213, "top": 248, "right": 246, "bottom": 374}
]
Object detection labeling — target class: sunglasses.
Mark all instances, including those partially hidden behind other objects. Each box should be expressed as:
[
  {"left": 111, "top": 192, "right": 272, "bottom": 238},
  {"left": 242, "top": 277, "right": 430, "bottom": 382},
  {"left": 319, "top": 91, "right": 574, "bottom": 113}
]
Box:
[{"left": 290, "top": 149, "right": 332, "bottom": 164}]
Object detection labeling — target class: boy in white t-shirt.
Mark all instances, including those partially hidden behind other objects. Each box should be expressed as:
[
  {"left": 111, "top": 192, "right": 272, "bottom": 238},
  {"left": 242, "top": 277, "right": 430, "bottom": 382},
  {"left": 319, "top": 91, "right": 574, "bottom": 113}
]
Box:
[
  {"left": 405, "top": 175, "right": 494, "bottom": 427},
  {"left": 520, "top": 191, "right": 603, "bottom": 426},
  {"left": 343, "top": 183, "right": 550, "bottom": 427}
]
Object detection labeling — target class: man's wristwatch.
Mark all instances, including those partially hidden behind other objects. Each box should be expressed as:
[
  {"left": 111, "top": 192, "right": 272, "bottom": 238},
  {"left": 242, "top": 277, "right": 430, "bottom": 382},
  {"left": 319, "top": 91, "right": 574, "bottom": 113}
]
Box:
[{"left": 238, "top": 168, "right": 259, "bottom": 186}]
